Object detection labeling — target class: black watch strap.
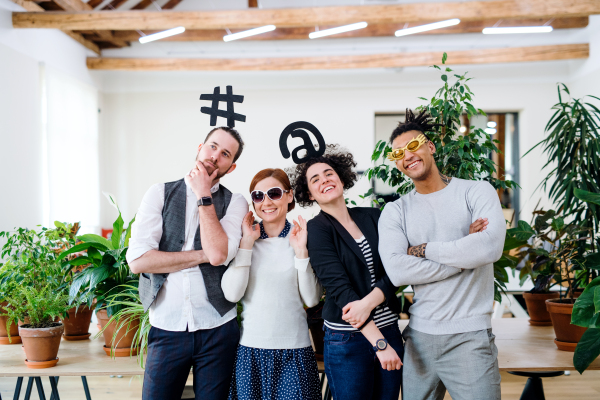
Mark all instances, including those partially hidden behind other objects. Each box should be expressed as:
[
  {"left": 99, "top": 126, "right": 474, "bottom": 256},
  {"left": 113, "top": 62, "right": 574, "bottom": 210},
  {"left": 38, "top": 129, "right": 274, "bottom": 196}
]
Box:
[
  {"left": 197, "top": 196, "right": 213, "bottom": 207},
  {"left": 373, "top": 338, "right": 388, "bottom": 352}
]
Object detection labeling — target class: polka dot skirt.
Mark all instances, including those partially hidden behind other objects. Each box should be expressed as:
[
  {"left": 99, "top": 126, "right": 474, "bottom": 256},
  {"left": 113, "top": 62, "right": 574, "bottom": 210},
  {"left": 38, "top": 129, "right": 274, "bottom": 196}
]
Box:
[{"left": 228, "top": 345, "right": 321, "bottom": 400}]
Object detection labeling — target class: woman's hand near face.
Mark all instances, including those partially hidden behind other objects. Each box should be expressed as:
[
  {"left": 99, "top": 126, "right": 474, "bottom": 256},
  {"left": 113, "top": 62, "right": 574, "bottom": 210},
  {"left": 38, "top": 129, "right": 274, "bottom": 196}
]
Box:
[
  {"left": 289, "top": 216, "right": 309, "bottom": 259},
  {"left": 240, "top": 211, "right": 260, "bottom": 250}
]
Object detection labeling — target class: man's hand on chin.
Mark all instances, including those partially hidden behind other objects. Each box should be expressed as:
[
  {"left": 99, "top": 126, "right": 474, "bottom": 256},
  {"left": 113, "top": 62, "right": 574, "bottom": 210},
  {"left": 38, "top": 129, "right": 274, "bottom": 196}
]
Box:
[{"left": 185, "top": 161, "right": 218, "bottom": 199}]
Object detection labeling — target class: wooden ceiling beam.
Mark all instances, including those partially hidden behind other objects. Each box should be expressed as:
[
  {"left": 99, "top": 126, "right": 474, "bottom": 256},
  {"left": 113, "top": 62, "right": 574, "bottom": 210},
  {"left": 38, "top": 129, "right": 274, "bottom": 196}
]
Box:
[
  {"left": 52, "top": 0, "right": 91, "bottom": 11},
  {"left": 112, "top": 17, "right": 588, "bottom": 42},
  {"left": 9, "top": 0, "right": 100, "bottom": 54},
  {"left": 13, "top": 0, "right": 600, "bottom": 30},
  {"left": 86, "top": 43, "right": 588, "bottom": 71}
]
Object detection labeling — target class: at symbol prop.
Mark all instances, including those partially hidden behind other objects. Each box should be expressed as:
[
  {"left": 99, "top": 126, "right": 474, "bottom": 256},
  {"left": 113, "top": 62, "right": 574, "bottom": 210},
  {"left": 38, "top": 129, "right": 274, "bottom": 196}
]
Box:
[
  {"left": 200, "top": 86, "right": 246, "bottom": 128},
  {"left": 279, "top": 121, "right": 326, "bottom": 164}
]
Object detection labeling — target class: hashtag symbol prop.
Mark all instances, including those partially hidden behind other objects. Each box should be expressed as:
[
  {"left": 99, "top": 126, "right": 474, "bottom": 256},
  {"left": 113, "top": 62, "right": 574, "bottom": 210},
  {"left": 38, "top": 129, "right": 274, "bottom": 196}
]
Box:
[
  {"left": 200, "top": 86, "right": 246, "bottom": 128},
  {"left": 279, "top": 121, "right": 326, "bottom": 164}
]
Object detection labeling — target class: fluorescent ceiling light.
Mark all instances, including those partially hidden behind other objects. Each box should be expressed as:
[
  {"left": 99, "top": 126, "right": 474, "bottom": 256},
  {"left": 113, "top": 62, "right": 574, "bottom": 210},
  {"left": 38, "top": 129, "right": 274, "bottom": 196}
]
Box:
[
  {"left": 487, "top": 121, "right": 497, "bottom": 128},
  {"left": 223, "top": 25, "right": 276, "bottom": 42},
  {"left": 309, "top": 22, "right": 368, "bottom": 39},
  {"left": 485, "top": 128, "right": 497, "bottom": 135},
  {"left": 139, "top": 27, "right": 185, "bottom": 44},
  {"left": 395, "top": 19, "right": 460, "bottom": 37},
  {"left": 482, "top": 26, "right": 553, "bottom": 34}
]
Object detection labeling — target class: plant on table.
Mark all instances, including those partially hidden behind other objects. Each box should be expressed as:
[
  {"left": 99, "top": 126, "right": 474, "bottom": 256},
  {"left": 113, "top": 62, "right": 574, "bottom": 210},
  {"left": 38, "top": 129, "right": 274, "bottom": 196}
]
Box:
[
  {"left": 96, "top": 284, "right": 150, "bottom": 365},
  {"left": 57, "top": 196, "right": 140, "bottom": 354},
  {"left": 363, "top": 53, "right": 517, "bottom": 302}
]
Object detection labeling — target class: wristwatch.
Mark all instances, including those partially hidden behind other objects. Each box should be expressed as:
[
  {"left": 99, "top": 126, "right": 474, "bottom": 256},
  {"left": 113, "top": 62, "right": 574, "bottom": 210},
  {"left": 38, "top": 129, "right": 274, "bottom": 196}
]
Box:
[
  {"left": 373, "top": 338, "right": 388, "bottom": 352},
  {"left": 197, "top": 196, "right": 213, "bottom": 207}
]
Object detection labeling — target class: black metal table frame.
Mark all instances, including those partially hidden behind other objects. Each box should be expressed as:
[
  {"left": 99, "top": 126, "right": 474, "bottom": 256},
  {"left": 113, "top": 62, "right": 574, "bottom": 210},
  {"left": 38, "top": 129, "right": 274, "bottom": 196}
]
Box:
[{"left": 1, "top": 376, "right": 91, "bottom": 400}]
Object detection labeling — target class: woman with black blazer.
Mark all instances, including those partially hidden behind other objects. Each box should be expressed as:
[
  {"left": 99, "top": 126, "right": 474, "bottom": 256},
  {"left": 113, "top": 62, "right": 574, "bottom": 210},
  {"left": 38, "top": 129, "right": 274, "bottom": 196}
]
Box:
[{"left": 290, "top": 146, "right": 403, "bottom": 400}]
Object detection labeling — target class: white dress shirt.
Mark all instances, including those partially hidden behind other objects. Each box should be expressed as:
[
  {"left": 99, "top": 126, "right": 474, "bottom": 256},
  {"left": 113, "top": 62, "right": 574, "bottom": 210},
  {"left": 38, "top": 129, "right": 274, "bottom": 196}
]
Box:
[{"left": 127, "top": 175, "right": 248, "bottom": 332}]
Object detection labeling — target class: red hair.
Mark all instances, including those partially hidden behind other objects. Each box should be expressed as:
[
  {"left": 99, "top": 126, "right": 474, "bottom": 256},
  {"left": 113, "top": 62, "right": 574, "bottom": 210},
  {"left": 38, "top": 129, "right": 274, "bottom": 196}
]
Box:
[{"left": 249, "top": 168, "right": 295, "bottom": 212}]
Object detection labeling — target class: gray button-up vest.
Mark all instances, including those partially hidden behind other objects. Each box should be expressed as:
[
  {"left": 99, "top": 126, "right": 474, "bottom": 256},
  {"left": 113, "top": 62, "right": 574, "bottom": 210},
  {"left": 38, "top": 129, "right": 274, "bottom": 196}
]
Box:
[{"left": 138, "top": 178, "right": 236, "bottom": 316}]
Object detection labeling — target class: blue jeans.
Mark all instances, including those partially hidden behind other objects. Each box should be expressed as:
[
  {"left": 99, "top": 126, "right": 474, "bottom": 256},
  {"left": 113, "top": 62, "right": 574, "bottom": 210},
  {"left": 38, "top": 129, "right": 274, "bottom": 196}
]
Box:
[{"left": 324, "top": 323, "right": 404, "bottom": 400}]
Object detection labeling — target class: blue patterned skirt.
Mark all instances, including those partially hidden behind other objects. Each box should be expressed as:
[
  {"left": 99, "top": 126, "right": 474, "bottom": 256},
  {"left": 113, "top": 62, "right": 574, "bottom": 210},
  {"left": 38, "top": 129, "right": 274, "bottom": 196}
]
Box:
[{"left": 228, "top": 345, "right": 321, "bottom": 400}]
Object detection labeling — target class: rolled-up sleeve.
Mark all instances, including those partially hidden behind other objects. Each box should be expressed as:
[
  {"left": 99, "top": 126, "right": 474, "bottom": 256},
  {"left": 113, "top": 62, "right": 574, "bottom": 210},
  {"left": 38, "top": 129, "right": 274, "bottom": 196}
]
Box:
[
  {"left": 220, "top": 193, "right": 248, "bottom": 266},
  {"left": 126, "top": 183, "right": 164, "bottom": 264}
]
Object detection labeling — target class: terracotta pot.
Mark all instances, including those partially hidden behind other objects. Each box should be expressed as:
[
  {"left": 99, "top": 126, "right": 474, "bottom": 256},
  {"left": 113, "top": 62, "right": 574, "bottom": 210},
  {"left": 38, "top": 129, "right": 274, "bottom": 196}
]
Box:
[
  {"left": 523, "top": 292, "right": 560, "bottom": 326},
  {"left": 19, "top": 323, "right": 64, "bottom": 367},
  {"left": 96, "top": 309, "right": 140, "bottom": 355},
  {"left": 0, "top": 301, "right": 21, "bottom": 345},
  {"left": 546, "top": 299, "right": 587, "bottom": 351},
  {"left": 61, "top": 305, "right": 95, "bottom": 340}
]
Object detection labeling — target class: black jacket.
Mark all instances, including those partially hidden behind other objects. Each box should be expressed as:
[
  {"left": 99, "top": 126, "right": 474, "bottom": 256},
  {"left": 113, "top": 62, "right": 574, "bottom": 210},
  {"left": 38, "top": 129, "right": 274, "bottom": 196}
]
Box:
[{"left": 307, "top": 207, "right": 401, "bottom": 329}]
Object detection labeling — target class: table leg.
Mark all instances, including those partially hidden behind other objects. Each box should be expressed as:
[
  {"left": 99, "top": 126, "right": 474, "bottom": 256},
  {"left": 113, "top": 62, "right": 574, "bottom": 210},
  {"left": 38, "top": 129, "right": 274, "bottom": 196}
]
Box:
[
  {"left": 81, "top": 377, "right": 92, "bottom": 400},
  {"left": 520, "top": 376, "right": 546, "bottom": 400},
  {"left": 34, "top": 377, "right": 46, "bottom": 400},
  {"left": 24, "top": 378, "right": 34, "bottom": 400},
  {"left": 12, "top": 377, "right": 23, "bottom": 400},
  {"left": 48, "top": 377, "right": 60, "bottom": 400}
]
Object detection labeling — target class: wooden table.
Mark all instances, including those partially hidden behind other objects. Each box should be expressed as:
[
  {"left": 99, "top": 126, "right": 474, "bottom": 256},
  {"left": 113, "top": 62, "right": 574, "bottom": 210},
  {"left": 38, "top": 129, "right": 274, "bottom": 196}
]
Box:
[{"left": 1, "top": 319, "right": 599, "bottom": 398}]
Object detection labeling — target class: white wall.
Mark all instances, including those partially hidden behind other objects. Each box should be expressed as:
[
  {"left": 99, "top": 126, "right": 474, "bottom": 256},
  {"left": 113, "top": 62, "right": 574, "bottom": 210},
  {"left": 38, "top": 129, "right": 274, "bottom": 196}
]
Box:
[{"left": 0, "top": 0, "right": 97, "bottom": 234}]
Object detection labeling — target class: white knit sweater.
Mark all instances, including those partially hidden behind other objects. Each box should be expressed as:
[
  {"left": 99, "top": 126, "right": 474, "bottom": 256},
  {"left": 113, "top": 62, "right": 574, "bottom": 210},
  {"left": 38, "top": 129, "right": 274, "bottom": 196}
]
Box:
[{"left": 221, "top": 237, "right": 322, "bottom": 349}]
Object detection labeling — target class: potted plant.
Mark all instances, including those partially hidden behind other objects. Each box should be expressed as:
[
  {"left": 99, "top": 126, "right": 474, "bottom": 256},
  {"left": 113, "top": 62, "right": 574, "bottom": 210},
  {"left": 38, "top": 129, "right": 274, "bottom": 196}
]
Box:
[
  {"left": 0, "top": 227, "right": 65, "bottom": 344},
  {"left": 96, "top": 284, "right": 149, "bottom": 363},
  {"left": 518, "top": 84, "right": 600, "bottom": 352},
  {"left": 506, "top": 209, "right": 577, "bottom": 325},
  {"left": 363, "top": 53, "right": 518, "bottom": 302},
  {"left": 45, "top": 221, "right": 97, "bottom": 340},
  {"left": 570, "top": 188, "right": 600, "bottom": 373},
  {"left": 58, "top": 196, "right": 138, "bottom": 356},
  {"left": 3, "top": 276, "right": 70, "bottom": 368}
]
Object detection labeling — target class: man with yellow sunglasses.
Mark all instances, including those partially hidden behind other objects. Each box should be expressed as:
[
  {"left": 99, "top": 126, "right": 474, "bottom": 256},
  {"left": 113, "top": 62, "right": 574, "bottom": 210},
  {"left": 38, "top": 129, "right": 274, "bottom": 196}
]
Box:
[{"left": 378, "top": 109, "right": 505, "bottom": 400}]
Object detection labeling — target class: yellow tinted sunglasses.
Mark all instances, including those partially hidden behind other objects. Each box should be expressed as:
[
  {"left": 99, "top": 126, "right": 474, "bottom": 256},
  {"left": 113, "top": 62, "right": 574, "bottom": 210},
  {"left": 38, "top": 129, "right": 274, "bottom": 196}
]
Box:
[{"left": 386, "top": 134, "right": 428, "bottom": 161}]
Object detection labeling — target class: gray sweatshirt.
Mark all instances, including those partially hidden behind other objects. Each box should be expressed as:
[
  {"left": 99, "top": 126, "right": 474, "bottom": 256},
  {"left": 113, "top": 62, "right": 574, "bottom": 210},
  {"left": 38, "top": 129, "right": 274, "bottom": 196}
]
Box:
[{"left": 378, "top": 178, "right": 506, "bottom": 335}]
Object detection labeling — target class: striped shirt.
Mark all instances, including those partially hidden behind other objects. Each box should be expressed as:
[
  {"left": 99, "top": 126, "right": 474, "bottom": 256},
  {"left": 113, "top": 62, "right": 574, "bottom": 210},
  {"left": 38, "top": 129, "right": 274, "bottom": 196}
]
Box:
[{"left": 324, "top": 236, "right": 399, "bottom": 332}]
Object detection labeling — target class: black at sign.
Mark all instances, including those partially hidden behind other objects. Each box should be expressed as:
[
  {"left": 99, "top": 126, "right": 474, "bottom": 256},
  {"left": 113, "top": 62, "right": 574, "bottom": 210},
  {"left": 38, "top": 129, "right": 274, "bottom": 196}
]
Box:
[{"left": 279, "top": 121, "right": 326, "bottom": 164}]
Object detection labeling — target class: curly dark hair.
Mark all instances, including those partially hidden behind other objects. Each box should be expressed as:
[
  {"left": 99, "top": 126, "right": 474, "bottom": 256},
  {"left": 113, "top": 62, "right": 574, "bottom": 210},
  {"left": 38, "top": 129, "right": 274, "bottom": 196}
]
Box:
[
  {"left": 389, "top": 108, "right": 441, "bottom": 144},
  {"left": 288, "top": 144, "right": 357, "bottom": 208}
]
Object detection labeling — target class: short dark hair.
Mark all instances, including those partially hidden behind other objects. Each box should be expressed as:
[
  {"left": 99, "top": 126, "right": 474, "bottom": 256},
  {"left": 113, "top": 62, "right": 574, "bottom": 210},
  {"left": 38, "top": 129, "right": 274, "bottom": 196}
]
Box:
[
  {"left": 204, "top": 126, "right": 244, "bottom": 163},
  {"left": 389, "top": 108, "right": 440, "bottom": 144},
  {"left": 288, "top": 144, "right": 357, "bottom": 208}
]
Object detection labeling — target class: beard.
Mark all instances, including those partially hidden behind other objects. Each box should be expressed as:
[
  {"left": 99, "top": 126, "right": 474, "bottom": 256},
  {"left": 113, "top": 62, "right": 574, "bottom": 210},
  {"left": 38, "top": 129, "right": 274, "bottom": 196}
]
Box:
[{"left": 198, "top": 158, "right": 229, "bottom": 180}]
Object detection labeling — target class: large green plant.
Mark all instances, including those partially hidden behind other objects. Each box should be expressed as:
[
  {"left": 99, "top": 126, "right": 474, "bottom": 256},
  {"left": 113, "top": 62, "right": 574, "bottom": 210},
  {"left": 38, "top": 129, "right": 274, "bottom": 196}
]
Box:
[
  {"left": 525, "top": 84, "right": 600, "bottom": 241},
  {"left": 96, "top": 284, "right": 149, "bottom": 367},
  {"left": 571, "top": 189, "right": 600, "bottom": 373},
  {"left": 58, "top": 197, "right": 137, "bottom": 316},
  {"left": 365, "top": 54, "right": 517, "bottom": 301}
]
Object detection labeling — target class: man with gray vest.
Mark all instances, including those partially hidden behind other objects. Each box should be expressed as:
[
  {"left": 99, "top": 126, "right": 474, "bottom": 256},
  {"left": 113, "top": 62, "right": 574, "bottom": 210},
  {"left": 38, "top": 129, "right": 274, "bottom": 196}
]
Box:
[{"left": 127, "top": 127, "right": 248, "bottom": 400}]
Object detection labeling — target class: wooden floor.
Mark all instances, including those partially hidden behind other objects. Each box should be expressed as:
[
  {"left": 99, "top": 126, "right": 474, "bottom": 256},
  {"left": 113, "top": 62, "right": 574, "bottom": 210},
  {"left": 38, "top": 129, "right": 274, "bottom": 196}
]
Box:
[{"left": 1, "top": 370, "right": 600, "bottom": 399}]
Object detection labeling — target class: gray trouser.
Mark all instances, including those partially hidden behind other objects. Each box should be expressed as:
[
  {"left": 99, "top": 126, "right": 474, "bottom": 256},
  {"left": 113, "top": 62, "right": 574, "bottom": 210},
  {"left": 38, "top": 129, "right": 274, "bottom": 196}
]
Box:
[{"left": 402, "top": 325, "right": 501, "bottom": 400}]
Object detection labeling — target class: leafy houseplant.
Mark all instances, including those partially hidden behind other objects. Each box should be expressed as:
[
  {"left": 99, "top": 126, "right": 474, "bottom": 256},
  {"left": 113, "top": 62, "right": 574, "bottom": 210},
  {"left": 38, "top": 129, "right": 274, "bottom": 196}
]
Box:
[
  {"left": 0, "top": 226, "right": 67, "bottom": 344},
  {"left": 571, "top": 189, "right": 600, "bottom": 373},
  {"left": 507, "top": 209, "right": 585, "bottom": 325},
  {"left": 3, "top": 282, "right": 70, "bottom": 368},
  {"left": 57, "top": 196, "right": 140, "bottom": 355},
  {"left": 58, "top": 197, "right": 137, "bottom": 317},
  {"left": 96, "top": 285, "right": 148, "bottom": 363},
  {"left": 364, "top": 53, "right": 517, "bottom": 302}
]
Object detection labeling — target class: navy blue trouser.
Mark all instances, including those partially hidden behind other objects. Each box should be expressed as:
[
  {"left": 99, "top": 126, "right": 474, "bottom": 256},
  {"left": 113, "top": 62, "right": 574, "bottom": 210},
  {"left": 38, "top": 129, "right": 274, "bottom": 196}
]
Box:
[
  {"left": 324, "top": 323, "right": 404, "bottom": 400},
  {"left": 142, "top": 318, "right": 240, "bottom": 400}
]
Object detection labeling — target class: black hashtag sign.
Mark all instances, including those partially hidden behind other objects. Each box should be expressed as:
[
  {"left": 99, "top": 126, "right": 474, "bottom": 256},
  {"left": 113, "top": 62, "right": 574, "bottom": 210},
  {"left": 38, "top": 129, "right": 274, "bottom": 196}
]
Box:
[{"left": 200, "top": 86, "right": 246, "bottom": 128}]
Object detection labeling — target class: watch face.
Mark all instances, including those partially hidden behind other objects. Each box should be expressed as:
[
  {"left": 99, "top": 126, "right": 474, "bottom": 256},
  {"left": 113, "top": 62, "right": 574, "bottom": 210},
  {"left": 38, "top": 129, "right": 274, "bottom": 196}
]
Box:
[{"left": 377, "top": 340, "right": 387, "bottom": 350}]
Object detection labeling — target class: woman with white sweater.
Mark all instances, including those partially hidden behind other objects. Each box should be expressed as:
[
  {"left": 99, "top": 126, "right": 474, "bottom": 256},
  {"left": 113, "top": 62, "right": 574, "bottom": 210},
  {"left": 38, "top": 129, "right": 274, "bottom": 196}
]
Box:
[{"left": 222, "top": 168, "right": 323, "bottom": 400}]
